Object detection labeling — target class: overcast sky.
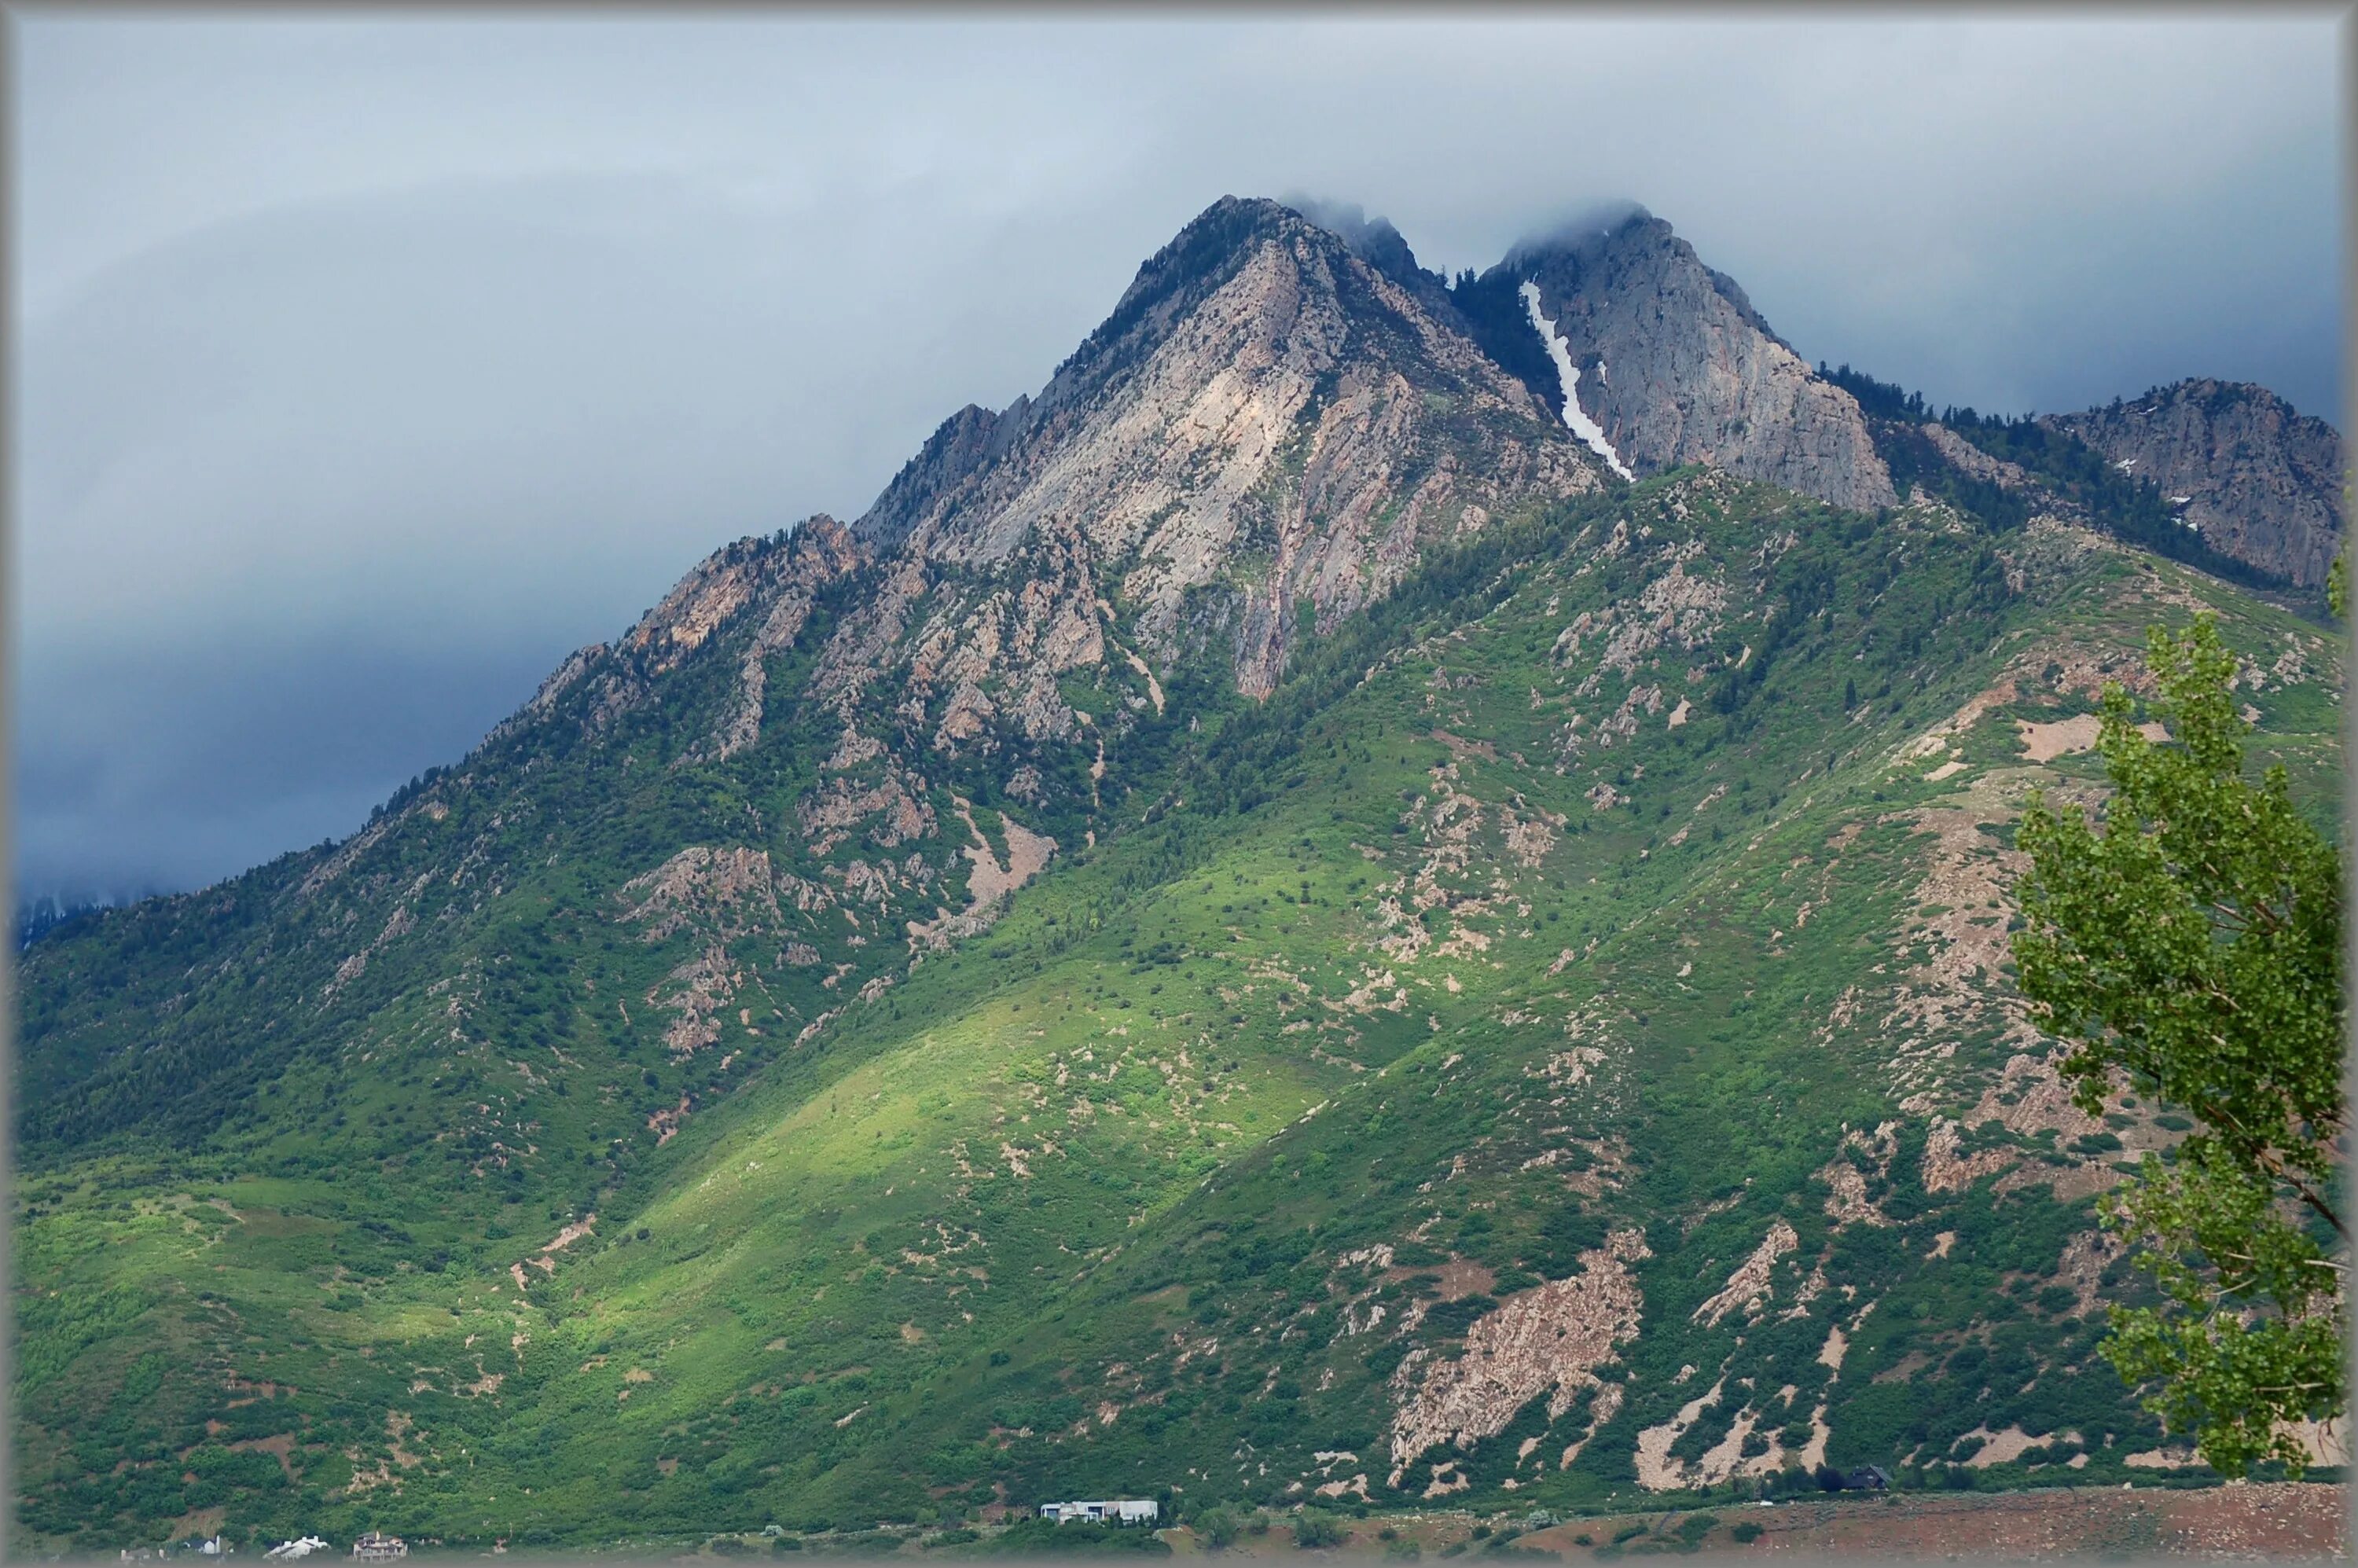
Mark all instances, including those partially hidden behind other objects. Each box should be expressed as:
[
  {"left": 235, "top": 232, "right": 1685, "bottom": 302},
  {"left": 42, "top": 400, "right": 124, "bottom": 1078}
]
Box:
[{"left": 9, "top": 12, "right": 2342, "bottom": 904}]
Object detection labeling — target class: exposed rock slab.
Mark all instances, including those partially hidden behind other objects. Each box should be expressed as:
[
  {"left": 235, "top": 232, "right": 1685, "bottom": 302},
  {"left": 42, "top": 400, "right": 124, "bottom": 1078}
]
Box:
[
  {"left": 1504, "top": 209, "right": 1897, "bottom": 512},
  {"left": 2044, "top": 379, "right": 2344, "bottom": 587},
  {"left": 1387, "top": 1228, "right": 1650, "bottom": 1483}
]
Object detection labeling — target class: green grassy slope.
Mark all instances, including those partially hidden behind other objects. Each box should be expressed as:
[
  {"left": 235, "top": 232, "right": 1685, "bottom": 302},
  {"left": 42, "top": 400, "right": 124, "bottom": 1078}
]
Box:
[{"left": 13, "top": 475, "right": 2341, "bottom": 1552}]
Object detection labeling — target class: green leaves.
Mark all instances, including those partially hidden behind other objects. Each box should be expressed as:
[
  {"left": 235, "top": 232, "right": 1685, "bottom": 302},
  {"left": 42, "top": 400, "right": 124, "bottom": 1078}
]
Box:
[
  {"left": 2099, "top": 1141, "right": 2345, "bottom": 1478},
  {"left": 20, "top": 482, "right": 2345, "bottom": 1540},
  {"left": 2011, "top": 614, "right": 2347, "bottom": 1476}
]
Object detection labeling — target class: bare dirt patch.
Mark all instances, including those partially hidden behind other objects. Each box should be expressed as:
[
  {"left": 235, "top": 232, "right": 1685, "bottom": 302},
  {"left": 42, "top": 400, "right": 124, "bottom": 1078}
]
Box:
[
  {"left": 1819, "top": 1124, "right": 1897, "bottom": 1228},
  {"left": 963, "top": 809, "right": 1055, "bottom": 906},
  {"left": 1956, "top": 1423, "right": 2046, "bottom": 1467},
  {"left": 1633, "top": 1376, "right": 1727, "bottom": 1491},
  {"left": 906, "top": 799, "right": 1055, "bottom": 952},
  {"left": 1921, "top": 1118, "right": 2015, "bottom": 1194},
  {"left": 1433, "top": 728, "right": 1497, "bottom": 762},
  {"left": 1880, "top": 777, "right": 2051, "bottom": 1113},
  {"left": 1116, "top": 643, "right": 1166, "bottom": 714},
  {"left": 2017, "top": 714, "right": 2170, "bottom": 763}
]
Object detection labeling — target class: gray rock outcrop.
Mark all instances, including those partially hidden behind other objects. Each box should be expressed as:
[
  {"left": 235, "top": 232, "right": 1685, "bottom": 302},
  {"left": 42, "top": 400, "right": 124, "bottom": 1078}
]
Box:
[
  {"left": 2043, "top": 380, "right": 2345, "bottom": 588},
  {"left": 835, "top": 196, "right": 1602, "bottom": 718},
  {"left": 1503, "top": 210, "right": 1897, "bottom": 513}
]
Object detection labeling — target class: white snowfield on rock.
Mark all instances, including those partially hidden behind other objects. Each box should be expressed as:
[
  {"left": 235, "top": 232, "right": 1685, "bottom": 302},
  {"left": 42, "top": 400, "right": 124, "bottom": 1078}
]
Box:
[{"left": 1521, "top": 279, "right": 1636, "bottom": 481}]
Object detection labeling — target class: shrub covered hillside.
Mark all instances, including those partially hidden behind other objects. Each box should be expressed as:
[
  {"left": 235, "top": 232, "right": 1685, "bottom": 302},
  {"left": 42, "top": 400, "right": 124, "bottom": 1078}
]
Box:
[{"left": 14, "top": 465, "right": 2341, "bottom": 1550}]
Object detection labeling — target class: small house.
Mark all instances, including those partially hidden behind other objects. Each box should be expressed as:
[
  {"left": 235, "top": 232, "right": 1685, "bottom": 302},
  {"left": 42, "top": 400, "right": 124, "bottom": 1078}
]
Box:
[
  {"left": 350, "top": 1533, "right": 408, "bottom": 1561},
  {"left": 1842, "top": 1466, "right": 1891, "bottom": 1492},
  {"left": 1039, "top": 1500, "right": 1159, "bottom": 1526},
  {"left": 266, "top": 1540, "right": 329, "bottom": 1561}
]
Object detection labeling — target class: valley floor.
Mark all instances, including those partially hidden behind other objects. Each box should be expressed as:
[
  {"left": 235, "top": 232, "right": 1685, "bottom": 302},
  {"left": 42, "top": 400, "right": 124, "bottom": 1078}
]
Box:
[
  {"left": 1142, "top": 1484, "right": 2350, "bottom": 1561},
  {"left": 618, "top": 1484, "right": 2348, "bottom": 1563},
  {"left": 1519, "top": 1482, "right": 2347, "bottom": 1559}
]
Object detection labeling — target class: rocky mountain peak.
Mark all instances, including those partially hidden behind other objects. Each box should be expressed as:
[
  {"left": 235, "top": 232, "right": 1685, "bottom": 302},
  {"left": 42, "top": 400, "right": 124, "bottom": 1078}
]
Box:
[
  {"left": 853, "top": 198, "right": 1345, "bottom": 556},
  {"left": 1509, "top": 205, "right": 1781, "bottom": 346},
  {"left": 1050, "top": 196, "right": 1320, "bottom": 384},
  {"left": 20, "top": 184, "right": 2353, "bottom": 1552},
  {"left": 2041, "top": 379, "right": 2345, "bottom": 588},
  {"left": 818, "top": 192, "right": 1599, "bottom": 747},
  {"left": 1282, "top": 196, "right": 1432, "bottom": 288},
  {"left": 1500, "top": 206, "right": 1897, "bottom": 512}
]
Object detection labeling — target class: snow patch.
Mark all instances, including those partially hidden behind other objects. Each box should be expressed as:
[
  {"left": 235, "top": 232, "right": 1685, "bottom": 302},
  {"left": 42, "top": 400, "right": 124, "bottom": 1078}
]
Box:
[{"left": 1521, "top": 281, "right": 1635, "bottom": 481}]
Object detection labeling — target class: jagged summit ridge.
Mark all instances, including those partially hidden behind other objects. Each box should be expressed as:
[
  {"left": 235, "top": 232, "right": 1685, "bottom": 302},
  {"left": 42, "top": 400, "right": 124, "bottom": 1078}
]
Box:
[
  {"left": 858, "top": 196, "right": 1323, "bottom": 551},
  {"left": 565, "top": 193, "right": 2344, "bottom": 807},
  {"left": 2043, "top": 378, "right": 2345, "bottom": 588},
  {"left": 506, "top": 193, "right": 2345, "bottom": 811},
  {"left": 828, "top": 193, "right": 1598, "bottom": 729},
  {"left": 1279, "top": 195, "right": 1431, "bottom": 286}
]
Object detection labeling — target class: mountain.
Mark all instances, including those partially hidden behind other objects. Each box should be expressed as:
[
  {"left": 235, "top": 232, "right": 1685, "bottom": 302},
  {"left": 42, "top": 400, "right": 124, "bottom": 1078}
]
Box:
[
  {"left": 2042, "top": 379, "right": 2345, "bottom": 589},
  {"left": 1819, "top": 362, "right": 2342, "bottom": 601},
  {"left": 844, "top": 196, "right": 1599, "bottom": 708},
  {"left": 12, "top": 196, "right": 2345, "bottom": 1555},
  {"left": 1479, "top": 207, "right": 1897, "bottom": 512}
]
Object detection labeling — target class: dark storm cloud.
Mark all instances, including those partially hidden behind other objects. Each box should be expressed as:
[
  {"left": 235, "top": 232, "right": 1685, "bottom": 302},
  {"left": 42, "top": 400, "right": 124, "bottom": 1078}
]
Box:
[{"left": 11, "top": 13, "right": 2338, "bottom": 901}]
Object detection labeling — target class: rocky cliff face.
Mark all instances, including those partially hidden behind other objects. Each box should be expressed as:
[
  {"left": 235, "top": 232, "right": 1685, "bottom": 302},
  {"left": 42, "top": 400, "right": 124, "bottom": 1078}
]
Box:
[
  {"left": 1502, "top": 210, "right": 1897, "bottom": 513},
  {"left": 543, "top": 198, "right": 1947, "bottom": 808},
  {"left": 2043, "top": 380, "right": 2345, "bottom": 588},
  {"left": 831, "top": 195, "right": 1600, "bottom": 741}
]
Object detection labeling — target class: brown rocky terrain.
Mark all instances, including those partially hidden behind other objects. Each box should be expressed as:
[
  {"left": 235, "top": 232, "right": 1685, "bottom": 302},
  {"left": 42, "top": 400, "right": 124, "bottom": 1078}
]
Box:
[{"left": 2044, "top": 378, "right": 2345, "bottom": 588}]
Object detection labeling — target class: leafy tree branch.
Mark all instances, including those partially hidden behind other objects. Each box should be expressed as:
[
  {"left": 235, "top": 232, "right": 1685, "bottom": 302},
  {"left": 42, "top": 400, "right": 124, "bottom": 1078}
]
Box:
[{"left": 2012, "top": 614, "right": 2347, "bottom": 1477}]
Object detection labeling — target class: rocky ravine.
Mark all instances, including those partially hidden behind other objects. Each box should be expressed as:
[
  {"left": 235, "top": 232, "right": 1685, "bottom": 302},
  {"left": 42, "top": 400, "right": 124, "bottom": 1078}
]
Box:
[{"left": 2044, "top": 378, "right": 2345, "bottom": 588}]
